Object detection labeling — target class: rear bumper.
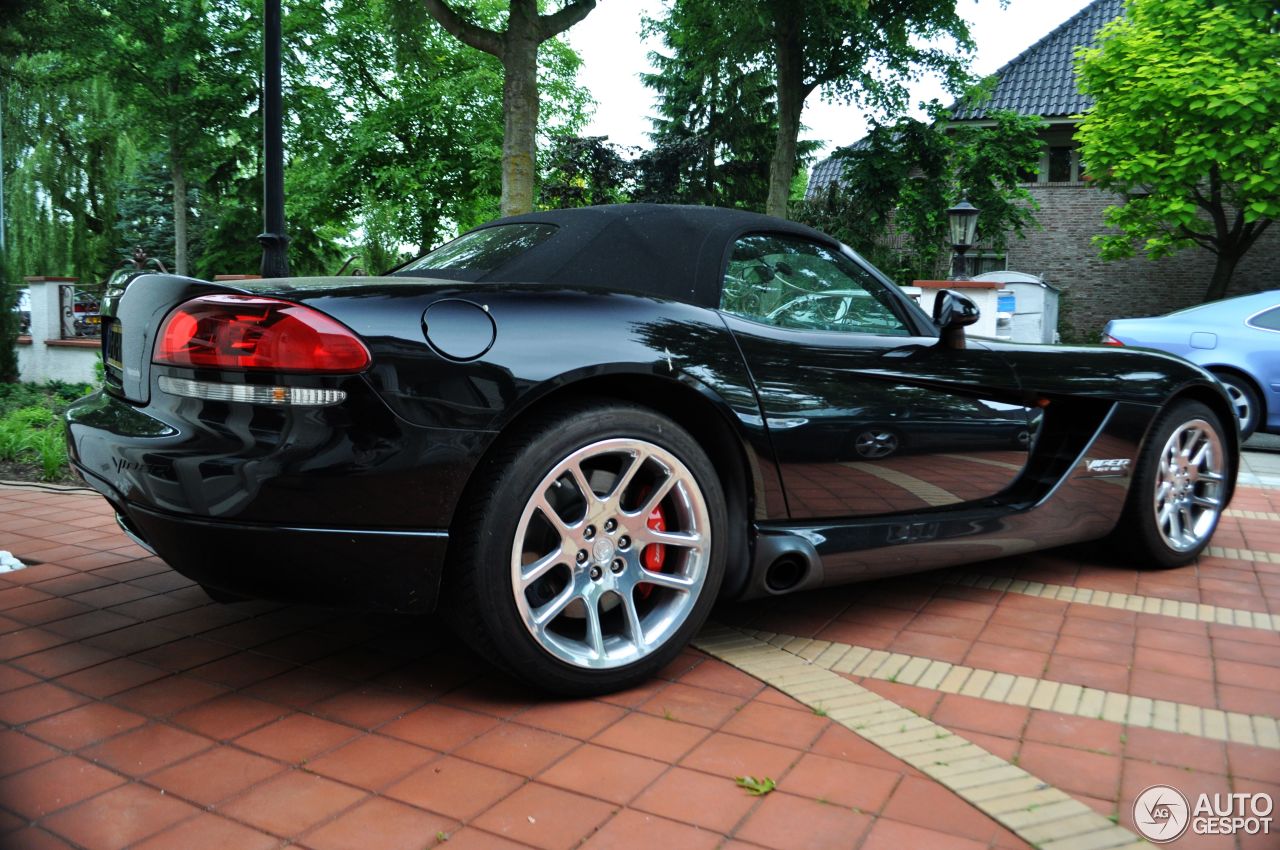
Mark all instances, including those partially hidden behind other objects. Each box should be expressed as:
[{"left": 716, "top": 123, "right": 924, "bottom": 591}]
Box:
[{"left": 75, "top": 463, "right": 447, "bottom": 613}]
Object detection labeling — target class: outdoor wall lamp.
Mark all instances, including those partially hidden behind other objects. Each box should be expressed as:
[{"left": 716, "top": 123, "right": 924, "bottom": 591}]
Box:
[{"left": 947, "top": 199, "right": 980, "bottom": 280}]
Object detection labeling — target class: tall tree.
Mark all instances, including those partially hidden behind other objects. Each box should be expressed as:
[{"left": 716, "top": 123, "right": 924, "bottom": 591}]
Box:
[
  {"left": 418, "top": 0, "right": 598, "bottom": 216},
  {"left": 291, "top": 0, "right": 586, "bottom": 256},
  {"left": 642, "top": 0, "right": 778, "bottom": 208},
  {"left": 94, "top": 0, "right": 259, "bottom": 276},
  {"left": 650, "top": 0, "right": 974, "bottom": 218},
  {"left": 1075, "top": 0, "right": 1280, "bottom": 302}
]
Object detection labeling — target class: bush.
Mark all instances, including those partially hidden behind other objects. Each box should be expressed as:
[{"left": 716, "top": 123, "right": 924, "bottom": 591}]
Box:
[{"left": 0, "top": 380, "right": 92, "bottom": 482}]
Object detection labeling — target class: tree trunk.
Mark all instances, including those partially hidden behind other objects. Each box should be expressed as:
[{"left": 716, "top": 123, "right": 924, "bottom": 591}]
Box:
[
  {"left": 766, "top": 19, "right": 805, "bottom": 219},
  {"left": 170, "top": 138, "right": 188, "bottom": 277},
  {"left": 1204, "top": 250, "right": 1240, "bottom": 302},
  {"left": 501, "top": 2, "right": 540, "bottom": 216}
]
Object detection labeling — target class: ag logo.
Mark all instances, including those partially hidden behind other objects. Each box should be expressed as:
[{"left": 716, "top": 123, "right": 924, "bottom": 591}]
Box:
[{"left": 1134, "top": 784, "right": 1190, "bottom": 843}]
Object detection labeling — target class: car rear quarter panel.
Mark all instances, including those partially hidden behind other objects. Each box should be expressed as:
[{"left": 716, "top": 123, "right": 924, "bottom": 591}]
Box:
[{"left": 283, "top": 284, "right": 785, "bottom": 522}]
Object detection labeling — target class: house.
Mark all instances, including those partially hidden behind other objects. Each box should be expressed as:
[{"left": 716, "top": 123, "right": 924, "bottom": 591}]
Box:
[{"left": 805, "top": 0, "right": 1280, "bottom": 337}]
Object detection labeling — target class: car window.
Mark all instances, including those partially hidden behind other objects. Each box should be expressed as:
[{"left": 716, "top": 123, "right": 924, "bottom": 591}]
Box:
[
  {"left": 398, "top": 223, "right": 557, "bottom": 274},
  {"left": 1248, "top": 305, "right": 1280, "bottom": 332},
  {"left": 720, "top": 234, "right": 911, "bottom": 335}
]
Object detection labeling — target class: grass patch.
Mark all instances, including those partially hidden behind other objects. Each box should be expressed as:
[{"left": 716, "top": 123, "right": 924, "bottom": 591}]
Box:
[{"left": 0, "top": 380, "right": 95, "bottom": 482}]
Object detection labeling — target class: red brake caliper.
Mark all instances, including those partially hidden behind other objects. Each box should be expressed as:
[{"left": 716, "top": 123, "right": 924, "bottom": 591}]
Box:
[{"left": 636, "top": 503, "right": 668, "bottom": 600}]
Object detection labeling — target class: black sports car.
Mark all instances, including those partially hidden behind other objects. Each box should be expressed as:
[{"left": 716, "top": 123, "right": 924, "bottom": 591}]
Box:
[{"left": 66, "top": 204, "right": 1238, "bottom": 694}]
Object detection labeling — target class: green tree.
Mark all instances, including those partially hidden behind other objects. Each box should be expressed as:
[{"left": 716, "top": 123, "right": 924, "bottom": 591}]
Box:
[
  {"left": 94, "top": 0, "right": 259, "bottom": 277},
  {"left": 642, "top": 0, "right": 778, "bottom": 208},
  {"left": 796, "top": 108, "right": 1043, "bottom": 284},
  {"left": 1075, "top": 0, "right": 1280, "bottom": 301},
  {"left": 650, "top": 0, "right": 975, "bottom": 219},
  {"left": 540, "top": 135, "right": 633, "bottom": 208},
  {"left": 418, "top": 0, "right": 598, "bottom": 216}
]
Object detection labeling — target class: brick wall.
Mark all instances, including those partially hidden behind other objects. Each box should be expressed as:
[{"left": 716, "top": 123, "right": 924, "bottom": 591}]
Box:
[{"left": 1003, "top": 183, "right": 1280, "bottom": 340}]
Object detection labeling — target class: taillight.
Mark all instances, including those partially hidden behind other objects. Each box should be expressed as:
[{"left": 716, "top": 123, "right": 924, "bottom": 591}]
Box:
[
  {"left": 1101, "top": 334, "right": 1125, "bottom": 346},
  {"left": 153, "top": 294, "right": 370, "bottom": 372}
]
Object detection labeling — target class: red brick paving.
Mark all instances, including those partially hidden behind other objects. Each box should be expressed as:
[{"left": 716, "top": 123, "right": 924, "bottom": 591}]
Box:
[{"left": 1, "top": 482, "right": 1278, "bottom": 848}]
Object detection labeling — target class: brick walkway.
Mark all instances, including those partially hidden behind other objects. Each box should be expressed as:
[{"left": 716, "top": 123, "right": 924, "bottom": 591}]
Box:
[{"left": 0, "top": 480, "right": 1277, "bottom": 849}]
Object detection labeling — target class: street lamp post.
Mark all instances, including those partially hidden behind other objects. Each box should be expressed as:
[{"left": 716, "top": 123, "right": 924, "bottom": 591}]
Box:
[
  {"left": 947, "top": 199, "right": 980, "bottom": 280},
  {"left": 258, "top": 0, "right": 290, "bottom": 278}
]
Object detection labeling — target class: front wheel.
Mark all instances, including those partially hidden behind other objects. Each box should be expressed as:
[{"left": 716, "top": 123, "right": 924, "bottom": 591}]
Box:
[
  {"left": 1213, "top": 372, "right": 1261, "bottom": 440},
  {"left": 446, "top": 403, "right": 726, "bottom": 695},
  {"left": 1120, "top": 399, "right": 1231, "bottom": 568}
]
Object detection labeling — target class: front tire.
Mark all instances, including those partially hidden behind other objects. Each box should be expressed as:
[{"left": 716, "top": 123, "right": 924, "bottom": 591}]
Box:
[
  {"left": 1212, "top": 372, "right": 1261, "bottom": 440},
  {"left": 446, "top": 402, "right": 726, "bottom": 695},
  {"left": 1120, "top": 399, "right": 1231, "bottom": 568}
]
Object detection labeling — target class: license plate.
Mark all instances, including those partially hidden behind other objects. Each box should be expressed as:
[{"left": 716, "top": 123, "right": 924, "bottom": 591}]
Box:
[
  {"left": 86, "top": 315, "right": 101, "bottom": 324},
  {"left": 106, "top": 322, "right": 124, "bottom": 373}
]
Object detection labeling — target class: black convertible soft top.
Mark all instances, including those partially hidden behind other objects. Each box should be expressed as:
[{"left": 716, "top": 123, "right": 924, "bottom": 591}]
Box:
[{"left": 404, "top": 204, "right": 835, "bottom": 307}]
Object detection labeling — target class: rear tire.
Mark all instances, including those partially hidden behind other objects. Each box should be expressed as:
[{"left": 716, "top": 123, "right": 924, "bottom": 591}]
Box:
[
  {"left": 1118, "top": 399, "right": 1231, "bottom": 568},
  {"left": 445, "top": 401, "right": 726, "bottom": 696}
]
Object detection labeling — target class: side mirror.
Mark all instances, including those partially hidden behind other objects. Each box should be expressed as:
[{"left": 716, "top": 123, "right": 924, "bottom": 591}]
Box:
[{"left": 933, "top": 289, "right": 979, "bottom": 349}]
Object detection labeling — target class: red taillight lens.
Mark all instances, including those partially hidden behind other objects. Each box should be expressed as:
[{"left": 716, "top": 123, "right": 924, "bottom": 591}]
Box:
[
  {"left": 1101, "top": 334, "right": 1125, "bottom": 346},
  {"left": 154, "top": 295, "right": 371, "bottom": 373}
]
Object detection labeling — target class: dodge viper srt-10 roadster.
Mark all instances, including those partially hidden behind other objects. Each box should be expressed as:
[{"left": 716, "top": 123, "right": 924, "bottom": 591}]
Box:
[{"left": 66, "top": 204, "right": 1238, "bottom": 694}]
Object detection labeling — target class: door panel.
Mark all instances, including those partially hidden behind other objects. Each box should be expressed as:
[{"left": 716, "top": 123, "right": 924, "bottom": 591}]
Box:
[
  {"left": 726, "top": 321, "right": 1035, "bottom": 520},
  {"left": 717, "top": 232, "right": 1034, "bottom": 520}
]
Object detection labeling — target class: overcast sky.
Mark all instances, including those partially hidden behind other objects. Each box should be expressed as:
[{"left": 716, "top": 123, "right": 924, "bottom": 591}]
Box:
[{"left": 565, "top": 0, "right": 1095, "bottom": 159}]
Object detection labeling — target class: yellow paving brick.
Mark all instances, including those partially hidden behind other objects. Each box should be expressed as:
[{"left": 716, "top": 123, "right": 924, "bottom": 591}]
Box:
[
  {"left": 944, "top": 765, "right": 1030, "bottom": 792},
  {"left": 1029, "top": 680, "right": 1060, "bottom": 710},
  {"left": 1126, "top": 696, "right": 1153, "bottom": 728},
  {"left": 812, "top": 642, "right": 849, "bottom": 669},
  {"left": 926, "top": 753, "right": 1008, "bottom": 779},
  {"left": 828, "top": 700, "right": 900, "bottom": 725},
  {"left": 872, "top": 652, "right": 913, "bottom": 681},
  {"left": 938, "top": 665, "right": 974, "bottom": 694},
  {"left": 1007, "top": 676, "right": 1039, "bottom": 707},
  {"left": 796, "top": 639, "right": 830, "bottom": 661},
  {"left": 1227, "top": 712, "right": 1256, "bottom": 746},
  {"left": 998, "top": 799, "right": 1096, "bottom": 830},
  {"left": 895, "top": 655, "right": 933, "bottom": 687},
  {"left": 893, "top": 734, "right": 972, "bottom": 758},
  {"left": 861, "top": 713, "right": 931, "bottom": 737},
  {"left": 1201, "top": 709, "right": 1229, "bottom": 741},
  {"left": 982, "top": 672, "right": 1016, "bottom": 703},
  {"left": 1021, "top": 814, "right": 1122, "bottom": 844},
  {"left": 1253, "top": 716, "right": 1280, "bottom": 749},
  {"left": 987, "top": 787, "right": 1074, "bottom": 815},
  {"left": 1150, "top": 700, "right": 1179, "bottom": 733},
  {"left": 916, "top": 659, "right": 952, "bottom": 690},
  {"left": 1077, "top": 687, "right": 1106, "bottom": 718},
  {"left": 830, "top": 645, "right": 871, "bottom": 674},
  {"left": 959, "top": 668, "right": 996, "bottom": 698},
  {"left": 1101, "top": 692, "right": 1129, "bottom": 724},
  {"left": 850, "top": 649, "right": 891, "bottom": 677},
  {"left": 967, "top": 776, "right": 1049, "bottom": 803},
  {"left": 876, "top": 725, "right": 952, "bottom": 748},
  {"left": 1177, "top": 704, "right": 1203, "bottom": 737}
]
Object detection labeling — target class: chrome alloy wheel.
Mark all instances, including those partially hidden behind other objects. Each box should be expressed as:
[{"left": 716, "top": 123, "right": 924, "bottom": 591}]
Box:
[
  {"left": 1153, "top": 419, "right": 1226, "bottom": 552},
  {"left": 511, "top": 438, "right": 711, "bottom": 669},
  {"left": 1223, "top": 382, "right": 1254, "bottom": 434}
]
